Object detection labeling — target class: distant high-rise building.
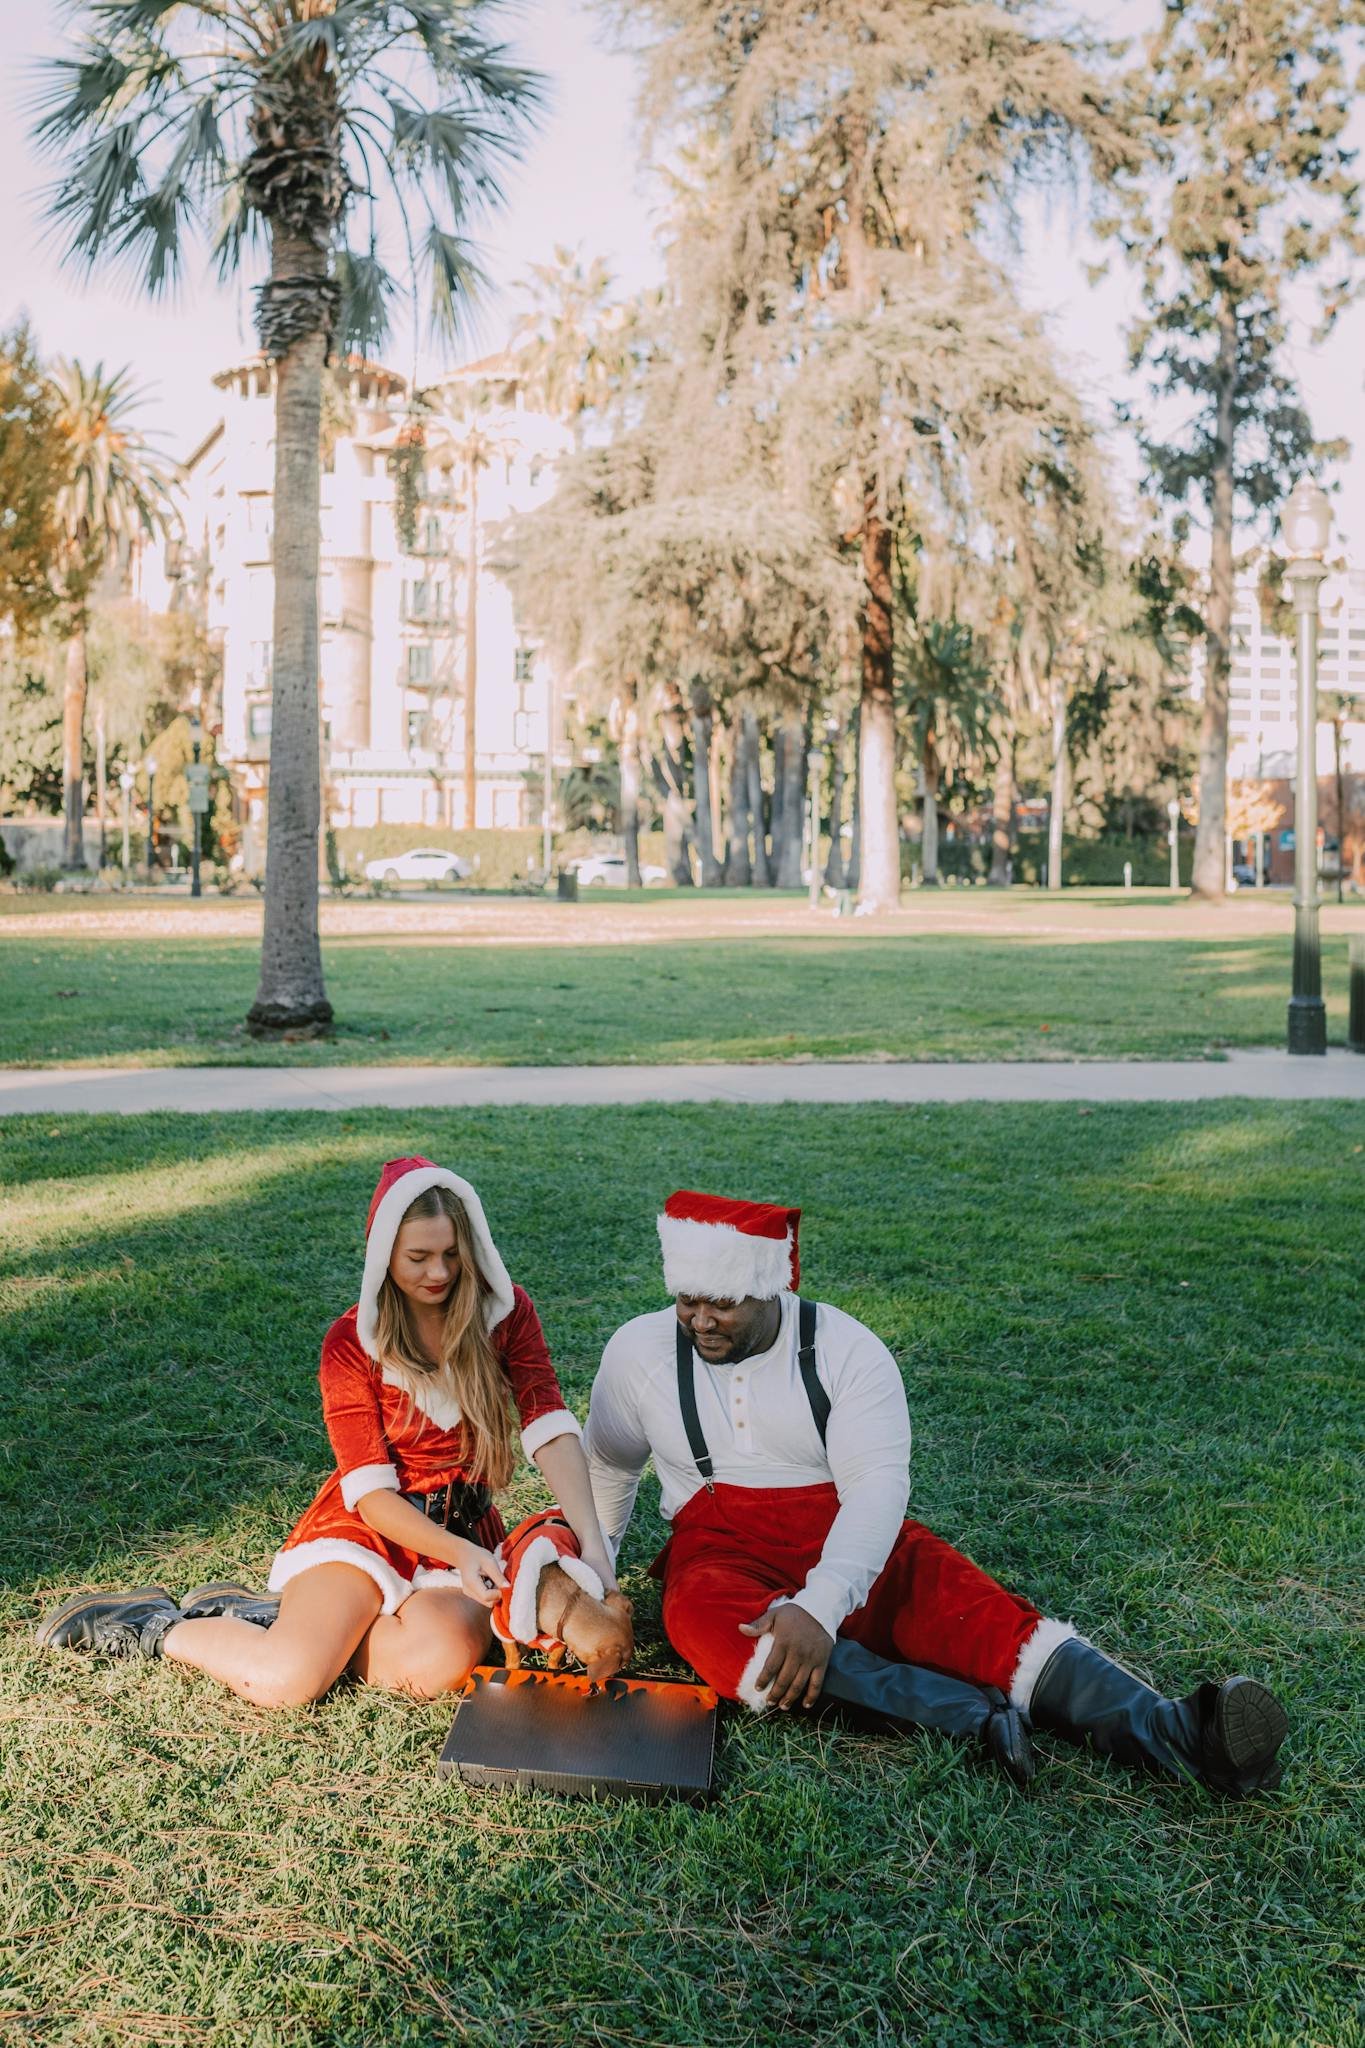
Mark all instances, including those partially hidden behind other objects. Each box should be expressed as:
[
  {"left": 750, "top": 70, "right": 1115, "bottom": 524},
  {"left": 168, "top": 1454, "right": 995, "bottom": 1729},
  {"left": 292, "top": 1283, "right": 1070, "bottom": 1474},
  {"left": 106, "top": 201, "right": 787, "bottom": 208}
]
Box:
[{"left": 1226, "top": 556, "right": 1365, "bottom": 780}]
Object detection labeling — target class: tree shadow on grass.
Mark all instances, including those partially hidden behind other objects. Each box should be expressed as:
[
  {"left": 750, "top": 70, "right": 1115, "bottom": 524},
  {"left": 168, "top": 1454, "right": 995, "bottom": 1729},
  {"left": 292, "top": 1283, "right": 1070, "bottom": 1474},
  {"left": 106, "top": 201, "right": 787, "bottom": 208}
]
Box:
[{"left": 1, "top": 1101, "right": 1361, "bottom": 1699}]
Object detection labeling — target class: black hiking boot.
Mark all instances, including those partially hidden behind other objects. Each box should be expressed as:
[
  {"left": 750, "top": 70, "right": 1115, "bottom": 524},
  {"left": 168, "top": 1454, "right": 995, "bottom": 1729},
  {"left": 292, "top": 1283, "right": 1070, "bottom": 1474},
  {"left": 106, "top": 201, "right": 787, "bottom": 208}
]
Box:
[
  {"left": 179, "top": 1582, "right": 280, "bottom": 1629},
  {"left": 820, "top": 1638, "right": 1036, "bottom": 1788},
  {"left": 36, "top": 1585, "right": 182, "bottom": 1661},
  {"left": 1029, "top": 1638, "right": 1288, "bottom": 1798}
]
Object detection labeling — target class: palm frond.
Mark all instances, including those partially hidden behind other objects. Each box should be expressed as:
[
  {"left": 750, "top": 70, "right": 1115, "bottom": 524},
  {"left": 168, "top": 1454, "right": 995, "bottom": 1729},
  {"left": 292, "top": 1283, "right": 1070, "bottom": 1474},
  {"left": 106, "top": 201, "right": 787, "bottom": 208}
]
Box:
[
  {"left": 335, "top": 243, "right": 396, "bottom": 355},
  {"left": 425, "top": 224, "right": 486, "bottom": 345},
  {"left": 385, "top": 96, "right": 512, "bottom": 214}
]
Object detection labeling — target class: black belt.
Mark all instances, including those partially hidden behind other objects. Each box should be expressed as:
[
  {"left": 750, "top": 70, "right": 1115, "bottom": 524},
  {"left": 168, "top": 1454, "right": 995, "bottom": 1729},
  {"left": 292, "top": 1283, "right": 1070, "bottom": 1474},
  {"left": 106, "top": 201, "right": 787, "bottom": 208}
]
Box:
[
  {"left": 675, "top": 1296, "right": 828, "bottom": 1493},
  {"left": 403, "top": 1478, "right": 492, "bottom": 1539}
]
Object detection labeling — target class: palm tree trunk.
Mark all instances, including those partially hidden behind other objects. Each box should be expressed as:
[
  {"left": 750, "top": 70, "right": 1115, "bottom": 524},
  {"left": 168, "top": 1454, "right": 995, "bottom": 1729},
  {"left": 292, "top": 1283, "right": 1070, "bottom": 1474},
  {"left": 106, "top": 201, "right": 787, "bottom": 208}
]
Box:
[
  {"left": 61, "top": 629, "right": 87, "bottom": 869},
  {"left": 656, "top": 684, "right": 694, "bottom": 885},
  {"left": 247, "top": 230, "right": 333, "bottom": 1036},
  {"left": 858, "top": 499, "right": 900, "bottom": 912},
  {"left": 824, "top": 716, "right": 847, "bottom": 888},
  {"left": 620, "top": 677, "right": 642, "bottom": 887},
  {"left": 744, "top": 708, "right": 772, "bottom": 886},
  {"left": 1047, "top": 670, "right": 1067, "bottom": 891},
  {"left": 921, "top": 737, "right": 940, "bottom": 885},
  {"left": 846, "top": 702, "right": 863, "bottom": 891},
  {"left": 988, "top": 727, "right": 1015, "bottom": 887},
  {"left": 773, "top": 711, "right": 806, "bottom": 887},
  {"left": 464, "top": 457, "right": 479, "bottom": 830},
  {"left": 1193, "top": 308, "right": 1237, "bottom": 900},
  {"left": 725, "top": 714, "right": 752, "bottom": 885},
  {"left": 689, "top": 682, "right": 724, "bottom": 886}
]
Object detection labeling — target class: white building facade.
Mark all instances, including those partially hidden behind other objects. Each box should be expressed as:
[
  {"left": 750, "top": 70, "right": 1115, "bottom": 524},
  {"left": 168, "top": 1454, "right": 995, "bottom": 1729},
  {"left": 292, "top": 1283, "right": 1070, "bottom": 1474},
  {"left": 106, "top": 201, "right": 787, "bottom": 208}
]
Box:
[
  {"left": 1226, "top": 557, "right": 1365, "bottom": 781},
  {"left": 175, "top": 352, "right": 568, "bottom": 866}
]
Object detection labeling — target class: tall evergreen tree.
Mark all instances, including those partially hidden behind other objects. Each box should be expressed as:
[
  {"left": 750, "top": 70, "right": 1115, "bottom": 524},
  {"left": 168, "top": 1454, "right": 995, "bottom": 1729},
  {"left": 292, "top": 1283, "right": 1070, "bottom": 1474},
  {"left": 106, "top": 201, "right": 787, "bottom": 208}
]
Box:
[
  {"left": 1104, "top": 0, "right": 1362, "bottom": 898},
  {"left": 0, "top": 325, "right": 67, "bottom": 643},
  {"left": 36, "top": 0, "right": 540, "bottom": 1026}
]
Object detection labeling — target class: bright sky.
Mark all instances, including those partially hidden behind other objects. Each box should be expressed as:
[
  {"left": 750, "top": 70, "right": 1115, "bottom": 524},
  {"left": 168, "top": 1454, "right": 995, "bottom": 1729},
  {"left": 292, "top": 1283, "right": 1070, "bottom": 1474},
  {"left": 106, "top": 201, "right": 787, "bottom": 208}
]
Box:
[{"left": 3, "top": 0, "right": 1362, "bottom": 554}]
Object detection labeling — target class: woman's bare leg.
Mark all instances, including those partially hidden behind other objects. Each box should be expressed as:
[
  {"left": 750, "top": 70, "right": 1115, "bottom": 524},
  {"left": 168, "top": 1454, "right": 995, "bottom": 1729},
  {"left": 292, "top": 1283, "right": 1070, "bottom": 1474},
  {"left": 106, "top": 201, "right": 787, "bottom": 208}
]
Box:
[
  {"left": 350, "top": 1585, "right": 491, "bottom": 1699},
  {"left": 162, "top": 1564, "right": 382, "bottom": 1708}
]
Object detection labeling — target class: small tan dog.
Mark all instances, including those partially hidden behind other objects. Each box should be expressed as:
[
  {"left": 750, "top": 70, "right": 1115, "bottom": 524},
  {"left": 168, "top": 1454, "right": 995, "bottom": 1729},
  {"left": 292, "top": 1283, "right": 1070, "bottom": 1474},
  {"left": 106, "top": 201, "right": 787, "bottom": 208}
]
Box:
[{"left": 493, "top": 1511, "right": 634, "bottom": 1683}]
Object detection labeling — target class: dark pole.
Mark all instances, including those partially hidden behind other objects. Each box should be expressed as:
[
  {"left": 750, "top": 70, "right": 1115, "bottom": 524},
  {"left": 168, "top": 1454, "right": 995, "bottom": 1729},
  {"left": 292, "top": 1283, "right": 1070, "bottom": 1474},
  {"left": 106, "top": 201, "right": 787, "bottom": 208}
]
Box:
[
  {"left": 146, "top": 765, "right": 155, "bottom": 882},
  {"left": 191, "top": 728, "right": 203, "bottom": 900},
  {"left": 1285, "top": 526, "right": 1327, "bottom": 1055}
]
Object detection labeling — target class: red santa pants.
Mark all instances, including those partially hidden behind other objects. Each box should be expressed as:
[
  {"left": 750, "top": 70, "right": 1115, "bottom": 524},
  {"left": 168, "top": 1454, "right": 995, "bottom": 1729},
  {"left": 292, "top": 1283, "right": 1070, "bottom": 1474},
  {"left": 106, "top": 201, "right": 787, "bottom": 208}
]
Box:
[{"left": 654, "top": 1481, "right": 1041, "bottom": 1708}]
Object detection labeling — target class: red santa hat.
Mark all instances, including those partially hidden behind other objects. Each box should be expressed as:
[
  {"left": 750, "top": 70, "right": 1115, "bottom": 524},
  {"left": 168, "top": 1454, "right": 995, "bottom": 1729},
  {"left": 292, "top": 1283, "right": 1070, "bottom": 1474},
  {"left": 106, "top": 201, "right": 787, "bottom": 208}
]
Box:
[
  {"left": 357, "top": 1156, "right": 516, "bottom": 1358},
  {"left": 656, "top": 1189, "right": 801, "bottom": 1301}
]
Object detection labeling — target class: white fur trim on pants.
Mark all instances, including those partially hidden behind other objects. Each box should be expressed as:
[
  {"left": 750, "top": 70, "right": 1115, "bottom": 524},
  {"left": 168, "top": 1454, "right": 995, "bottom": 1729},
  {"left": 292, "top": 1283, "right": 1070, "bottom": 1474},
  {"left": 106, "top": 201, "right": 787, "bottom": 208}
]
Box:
[
  {"left": 657, "top": 1212, "right": 794, "bottom": 1302},
  {"left": 735, "top": 1634, "right": 774, "bottom": 1713},
  {"left": 1009, "top": 1617, "right": 1079, "bottom": 1712},
  {"left": 267, "top": 1539, "right": 414, "bottom": 1616}
]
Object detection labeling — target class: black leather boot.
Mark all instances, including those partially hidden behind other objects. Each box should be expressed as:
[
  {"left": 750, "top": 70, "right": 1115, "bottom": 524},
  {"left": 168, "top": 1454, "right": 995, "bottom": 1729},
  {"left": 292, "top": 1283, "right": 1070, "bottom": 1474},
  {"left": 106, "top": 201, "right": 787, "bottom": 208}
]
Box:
[
  {"left": 36, "top": 1585, "right": 183, "bottom": 1660},
  {"left": 1029, "top": 1637, "right": 1287, "bottom": 1798},
  {"left": 179, "top": 1582, "right": 280, "bottom": 1628},
  {"left": 820, "top": 1638, "right": 1036, "bottom": 1787}
]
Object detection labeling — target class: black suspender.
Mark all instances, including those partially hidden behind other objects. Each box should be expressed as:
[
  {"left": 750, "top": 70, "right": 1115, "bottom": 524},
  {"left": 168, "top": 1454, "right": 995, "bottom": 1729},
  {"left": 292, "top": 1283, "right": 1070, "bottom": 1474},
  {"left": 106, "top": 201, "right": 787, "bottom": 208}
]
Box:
[{"left": 675, "top": 1297, "right": 828, "bottom": 1494}]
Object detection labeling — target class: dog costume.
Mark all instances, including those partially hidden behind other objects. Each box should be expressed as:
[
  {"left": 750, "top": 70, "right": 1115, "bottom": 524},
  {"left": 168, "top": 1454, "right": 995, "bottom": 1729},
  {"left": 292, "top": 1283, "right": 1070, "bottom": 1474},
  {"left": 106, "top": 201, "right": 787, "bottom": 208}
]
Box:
[
  {"left": 268, "top": 1157, "right": 582, "bottom": 1613},
  {"left": 581, "top": 1190, "right": 1288, "bottom": 1796}
]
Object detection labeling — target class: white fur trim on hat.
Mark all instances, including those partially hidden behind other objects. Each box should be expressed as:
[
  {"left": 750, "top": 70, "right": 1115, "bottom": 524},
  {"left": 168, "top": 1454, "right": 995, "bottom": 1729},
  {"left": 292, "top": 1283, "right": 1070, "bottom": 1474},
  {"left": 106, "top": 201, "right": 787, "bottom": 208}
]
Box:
[
  {"left": 358, "top": 1166, "right": 516, "bottom": 1359},
  {"left": 1009, "top": 1617, "right": 1079, "bottom": 1712},
  {"left": 657, "top": 1212, "right": 794, "bottom": 1301},
  {"left": 339, "top": 1462, "right": 401, "bottom": 1513},
  {"left": 520, "top": 1408, "right": 582, "bottom": 1460},
  {"left": 267, "top": 1538, "right": 413, "bottom": 1615}
]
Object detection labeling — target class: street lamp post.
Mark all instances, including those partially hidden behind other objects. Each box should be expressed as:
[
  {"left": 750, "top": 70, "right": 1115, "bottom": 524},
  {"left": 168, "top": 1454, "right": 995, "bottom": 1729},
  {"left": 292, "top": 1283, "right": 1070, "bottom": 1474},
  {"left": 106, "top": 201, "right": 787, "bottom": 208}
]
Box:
[
  {"left": 119, "top": 770, "right": 135, "bottom": 883},
  {"left": 1167, "top": 797, "right": 1180, "bottom": 893},
  {"left": 1282, "top": 478, "right": 1331, "bottom": 1056},
  {"left": 144, "top": 758, "right": 157, "bottom": 882},
  {"left": 188, "top": 715, "right": 204, "bottom": 900},
  {"left": 807, "top": 747, "right": 824, "bottom": 909}
]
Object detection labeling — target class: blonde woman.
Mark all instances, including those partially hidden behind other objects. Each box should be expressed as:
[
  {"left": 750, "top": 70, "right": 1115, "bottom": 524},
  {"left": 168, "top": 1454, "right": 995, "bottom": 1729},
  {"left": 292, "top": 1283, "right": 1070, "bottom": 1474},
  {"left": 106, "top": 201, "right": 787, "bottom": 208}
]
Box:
[{"left": 38, "top": 1158, "right": 618, "bottom": 1707}]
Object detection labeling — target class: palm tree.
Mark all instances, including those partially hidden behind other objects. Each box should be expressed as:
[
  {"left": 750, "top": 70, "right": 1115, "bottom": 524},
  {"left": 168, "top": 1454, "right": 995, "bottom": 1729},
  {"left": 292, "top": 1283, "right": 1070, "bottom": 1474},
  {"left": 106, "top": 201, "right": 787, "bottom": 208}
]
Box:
[
  {"left": 36, "top": 1, "right": 540, "bottom": 1031},
  {"left": 49, "top": 360, "right": 179, "bottom": 869}
]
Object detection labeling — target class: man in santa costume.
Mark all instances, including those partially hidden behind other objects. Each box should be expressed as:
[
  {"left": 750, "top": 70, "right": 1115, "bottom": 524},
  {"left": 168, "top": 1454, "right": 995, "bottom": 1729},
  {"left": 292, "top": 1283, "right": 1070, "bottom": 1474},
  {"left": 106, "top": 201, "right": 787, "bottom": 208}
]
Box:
[{"left": 583, "top": 1190, "right": 1289, "bottom": 1795}]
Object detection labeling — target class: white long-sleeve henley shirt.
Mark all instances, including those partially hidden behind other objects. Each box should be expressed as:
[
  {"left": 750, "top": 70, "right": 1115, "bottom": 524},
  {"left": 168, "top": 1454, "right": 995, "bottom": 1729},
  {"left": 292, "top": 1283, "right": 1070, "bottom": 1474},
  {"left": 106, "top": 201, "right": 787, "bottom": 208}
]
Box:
[{"left": 583, "top": 1294, "right": 912, "bottom": 1642}]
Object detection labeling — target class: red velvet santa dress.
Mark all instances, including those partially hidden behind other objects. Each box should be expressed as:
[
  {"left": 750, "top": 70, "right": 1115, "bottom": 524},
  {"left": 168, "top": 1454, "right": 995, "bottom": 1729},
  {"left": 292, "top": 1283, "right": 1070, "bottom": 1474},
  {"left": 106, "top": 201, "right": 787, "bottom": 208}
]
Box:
[{"left": 268, "top": 1158, "right": 582, "bottom": 1614}]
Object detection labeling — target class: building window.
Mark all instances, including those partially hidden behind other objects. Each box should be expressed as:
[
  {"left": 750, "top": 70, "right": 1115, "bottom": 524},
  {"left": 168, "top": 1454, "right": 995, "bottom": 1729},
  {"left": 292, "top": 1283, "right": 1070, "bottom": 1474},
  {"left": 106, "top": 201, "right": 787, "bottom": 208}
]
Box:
[
  {"left": 423, "top": 515, "right": 442, "bottom": 553},
  {"left": 407, "top": 644, "right": 433, "bottom": 684},
  {"left": 248, "top": 701, "right": 272, "bottom": 739},
  {"left": 514, "top": 647, "right": 534, "bottom": 684},
  {"left": 1230, "top": 689, "right": 1252, "bottom": 701},
  {"left": 249, "top": 640, "right": 271, "bottom": 686},
  {"left": 407, "top": 710, "right": 428, "bottom": 751}
]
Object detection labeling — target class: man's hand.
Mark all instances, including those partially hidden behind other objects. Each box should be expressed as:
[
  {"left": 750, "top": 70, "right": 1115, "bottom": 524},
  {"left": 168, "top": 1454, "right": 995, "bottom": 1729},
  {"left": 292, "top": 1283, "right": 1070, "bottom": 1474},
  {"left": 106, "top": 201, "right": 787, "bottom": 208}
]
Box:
[{"left": 739, "top": 1602, "right": 834, "bottom": 1711}]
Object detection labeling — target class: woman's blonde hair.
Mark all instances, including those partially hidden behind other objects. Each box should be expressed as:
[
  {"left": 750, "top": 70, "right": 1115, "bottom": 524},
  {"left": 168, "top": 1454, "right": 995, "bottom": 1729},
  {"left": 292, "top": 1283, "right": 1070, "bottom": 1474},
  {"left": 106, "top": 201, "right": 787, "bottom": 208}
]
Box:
[{"left": 372, "top": 1185, "right": 515, "bottom": 1490}]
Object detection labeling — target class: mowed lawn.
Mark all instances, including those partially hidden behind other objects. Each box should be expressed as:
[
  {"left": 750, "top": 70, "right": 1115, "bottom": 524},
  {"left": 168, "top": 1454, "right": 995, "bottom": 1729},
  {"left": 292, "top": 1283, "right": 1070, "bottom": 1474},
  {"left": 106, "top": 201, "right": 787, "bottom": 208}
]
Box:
[
  {"left": 4, "top": 900, "right": 1365, "bottom": 1064},
  {"left": 1, "top": 1104, "right": 1362, "bottom": 2047}
]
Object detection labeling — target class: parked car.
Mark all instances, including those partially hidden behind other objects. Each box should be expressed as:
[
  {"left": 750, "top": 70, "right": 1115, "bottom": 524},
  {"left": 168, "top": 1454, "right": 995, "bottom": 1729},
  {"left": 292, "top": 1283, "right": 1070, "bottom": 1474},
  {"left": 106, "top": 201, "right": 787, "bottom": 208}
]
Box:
[
  {"left": 365, "top": 847, "right": 471, "bottom": 887},
  {"left": 571, "top": 852, "right": 668, "bottom": 888}
]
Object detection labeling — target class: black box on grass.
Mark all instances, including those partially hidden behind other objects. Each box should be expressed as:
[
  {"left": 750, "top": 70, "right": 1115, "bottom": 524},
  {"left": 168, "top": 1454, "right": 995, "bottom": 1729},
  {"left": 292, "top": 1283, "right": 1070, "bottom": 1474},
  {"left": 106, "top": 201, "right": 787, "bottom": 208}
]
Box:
[{"left": 438, "top": 1665, "right": 718, "bottom": 1802}]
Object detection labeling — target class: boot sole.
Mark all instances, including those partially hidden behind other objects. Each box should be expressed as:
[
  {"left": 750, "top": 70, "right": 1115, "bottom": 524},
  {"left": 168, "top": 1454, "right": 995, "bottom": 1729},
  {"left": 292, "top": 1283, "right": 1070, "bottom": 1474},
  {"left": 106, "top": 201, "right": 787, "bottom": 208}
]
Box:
[
  {"left": 1216, "top": 1677, "right": 1288, "bottom": 1772},
  {"left": 36, "top": 1584, "right": 175, "bottom": 1650}
]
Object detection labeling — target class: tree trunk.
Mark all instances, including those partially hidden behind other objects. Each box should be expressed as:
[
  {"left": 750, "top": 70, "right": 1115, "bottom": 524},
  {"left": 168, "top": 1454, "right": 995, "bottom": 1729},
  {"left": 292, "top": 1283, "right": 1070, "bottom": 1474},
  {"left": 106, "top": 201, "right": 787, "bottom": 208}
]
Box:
[
  {"left": 1192, "top": 308, "right": 1237, "bottom": 900},
  {"left": 656, "top": 684, "right": 694, "bottom": 885},
  {"left": 61, "top": 629, "right": 88, "bottom": 868},
  {"left": 725, "top": 715, "right": 752, "bottom": 885},
  {"left": 774, "top": 711, "right": 806, "bottom": 887},
  {"left": 858, "top": 501, "right": 899, "bottom": 912},
  {"left": 988, "top": 725, "right": 1015, "bottom": 886},
  {"left": 620, "top": 677, "right": 642, "bottom": 887},
  {"left": 690, "top": 681, "right": 724, "bottom": 886},
  {"left": 247, "top": 230, "right": 333, "bottom": 1035},
  {"left": 846, "top": 702, "right": 862, "bottom": 892},
  {"left": 920, "top": 738, "right": 940, "bottom": 885},
  {"left": 464, "top": 456, "right": 479, "bottom": 830},
  {"left": 824, "top": 716, "right": 847, "bottom": 888},
  {"left": 1047, "top": 668, "right": 1067, "bottom": 890},
  {"left": 93, "top": 697, "right": 108, "bottom": 870},
  {"left": 744, "top": 708, "right": 772, "bottom": 886}
]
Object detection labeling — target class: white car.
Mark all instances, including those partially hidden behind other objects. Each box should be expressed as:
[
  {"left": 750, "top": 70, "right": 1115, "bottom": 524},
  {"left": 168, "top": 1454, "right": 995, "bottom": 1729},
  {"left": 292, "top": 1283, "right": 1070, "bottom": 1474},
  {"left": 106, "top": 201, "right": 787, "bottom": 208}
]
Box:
[
  {"left": 572, "top": 853, "right": 669, "bottom": 888},
  {"left": 365, "top": 847, "right": 471, "bottom": 887}
]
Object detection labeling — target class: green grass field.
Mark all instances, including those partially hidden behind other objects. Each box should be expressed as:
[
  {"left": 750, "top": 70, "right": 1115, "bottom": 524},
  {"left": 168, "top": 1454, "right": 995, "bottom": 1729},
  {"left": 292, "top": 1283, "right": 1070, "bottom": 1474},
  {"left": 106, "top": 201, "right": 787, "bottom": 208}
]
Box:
[
  {"left": 5, "top": 914, "right": 1365, "bottom": 1065},
  {"left": 2, "top": 1104, "right": 1362, "bottom": 2045}
]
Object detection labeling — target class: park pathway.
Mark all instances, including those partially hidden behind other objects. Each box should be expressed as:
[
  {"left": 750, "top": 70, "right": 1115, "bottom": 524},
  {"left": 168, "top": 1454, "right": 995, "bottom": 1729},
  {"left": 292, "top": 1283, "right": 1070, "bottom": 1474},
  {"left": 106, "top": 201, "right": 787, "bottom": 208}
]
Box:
[{"left": 2, "top": 1049, "right": 1364, "bottom": 1114}]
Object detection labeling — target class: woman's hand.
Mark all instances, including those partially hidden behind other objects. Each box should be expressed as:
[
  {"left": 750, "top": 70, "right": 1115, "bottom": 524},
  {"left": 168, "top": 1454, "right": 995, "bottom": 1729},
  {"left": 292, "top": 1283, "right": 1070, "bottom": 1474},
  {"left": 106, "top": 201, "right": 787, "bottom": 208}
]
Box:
[
  {"left": 447, "top": 1539, "right": 508, "bottom": 1608},
  {"left": 579, "top": 1547, "right": 619, "bottom": 1597}
]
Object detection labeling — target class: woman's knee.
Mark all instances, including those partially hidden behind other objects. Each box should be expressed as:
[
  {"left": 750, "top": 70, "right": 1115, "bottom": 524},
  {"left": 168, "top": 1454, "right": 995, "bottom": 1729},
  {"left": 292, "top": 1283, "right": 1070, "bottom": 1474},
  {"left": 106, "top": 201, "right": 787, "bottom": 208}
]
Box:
[
  {"left": 389, "top": 1612, "right": 488, "bottom": 1698},
  {"left": 250, "top": 1642, "right": 348, "bottom": 1708}
]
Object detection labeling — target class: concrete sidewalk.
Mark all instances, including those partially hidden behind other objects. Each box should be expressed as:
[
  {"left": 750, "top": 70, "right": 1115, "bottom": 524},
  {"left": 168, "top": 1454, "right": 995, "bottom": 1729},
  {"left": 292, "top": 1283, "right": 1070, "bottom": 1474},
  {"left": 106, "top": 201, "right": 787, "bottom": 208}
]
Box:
[{"left": 2, "top": 1049, "right": 1364, "bottom": 1114}]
